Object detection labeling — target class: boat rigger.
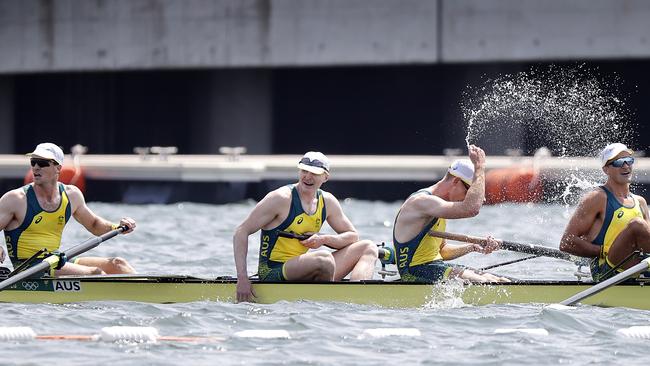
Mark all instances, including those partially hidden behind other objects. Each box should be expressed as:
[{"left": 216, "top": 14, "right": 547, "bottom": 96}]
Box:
[{"left": 0, "top": 275, "right": 648, "bottom": 310}]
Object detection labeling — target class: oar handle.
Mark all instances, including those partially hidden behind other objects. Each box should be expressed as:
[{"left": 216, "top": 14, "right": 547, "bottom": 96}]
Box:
[
  {"left": 429, "top": 230, "right": 574, "bottom": 261},
  {"left": 277, "top": 231, "right": 310, "bottom": 241}
]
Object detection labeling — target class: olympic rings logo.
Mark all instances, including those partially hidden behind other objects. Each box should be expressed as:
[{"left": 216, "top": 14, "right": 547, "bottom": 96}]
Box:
[{"left": 21, "top": 282, "right": 39, "bottom": 291}]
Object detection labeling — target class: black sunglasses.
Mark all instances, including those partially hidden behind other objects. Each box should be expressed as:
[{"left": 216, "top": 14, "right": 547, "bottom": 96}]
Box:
[
  {"left": 30, "top": 158, "right": 57, "bottom": 168},
  {"left": 608, "top": 156, "right": 634, "bottom": 168}
]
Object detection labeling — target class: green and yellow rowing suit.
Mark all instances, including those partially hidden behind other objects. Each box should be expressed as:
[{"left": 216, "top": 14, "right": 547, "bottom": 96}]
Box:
[
  {"left": 4, "top": 183, "right": 72, "bottom": 272},
  {"left": 258, "top": 185, "right": 327, "bottom": 281},
  {"left": 393, "top": 190, "right": 461, "bottom": 283},
  {"left": 590, "top": 186, "right": 645, "bottom": 281}
]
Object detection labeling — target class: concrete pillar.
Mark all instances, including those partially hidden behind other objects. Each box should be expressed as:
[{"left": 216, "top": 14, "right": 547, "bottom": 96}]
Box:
[
  {"left": 189, "top": 70, "right": 272, "bottom": 154},
  {"left": 0, "top": 77, "right": 14, "bottom": 153}
]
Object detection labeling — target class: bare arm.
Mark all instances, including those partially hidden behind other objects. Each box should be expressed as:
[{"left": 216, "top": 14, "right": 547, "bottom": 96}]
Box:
[
  {"left": 300, "top": 192, "right": 359, "bottom": 250},
  {"left": 233, "top": 189, "right": 289, "bottom": 302},
  {"left": 67, "top": 186, "right": 135, "bottom": 236},
  {"left": 637, "top": 195, "right": 650, "bottom": 222},
  {"left": 420, "top": 145, "right": 486, "bottom": 219},
  {"left": 559, "top": 191, "right": 603, "bottom": 257},
  {"left": 440, "top": 236, "right": 500, "bottom": 260},
  {"left": 0, "top": 190, "right": 22, "bottom": 263}
]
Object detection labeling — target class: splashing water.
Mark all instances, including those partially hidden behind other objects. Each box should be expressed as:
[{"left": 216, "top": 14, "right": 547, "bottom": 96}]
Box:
[
  {"left": 463, "top": 65, "right": 634, "bottom": 155},
  {"left": 461, "top": 65, "right": 636, "bottom": 202}
]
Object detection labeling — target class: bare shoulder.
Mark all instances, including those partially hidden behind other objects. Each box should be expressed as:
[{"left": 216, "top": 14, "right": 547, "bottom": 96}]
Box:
[
  {"left": 573, "top": 188, "right": 606, "bottom": 214},
  {"left": 406, "top": 192, "right": 443, "bottom": 211},
  {"left": 254, "top": 186, "right": 292, "bottom": 214},
  {"left": 63, "top": 184, "right": 85, "bottom": 203},
  {"left": 321, "top": 190, "right": 338, "bottom": 204},
  {"left": 634, "top": 193, "right": 648, "bottom": 206},
  {"left": 0, "top": 187, "right": 27, "bottom": 206},
  {"left": 580, "top": 188, "right": 606, "bottom": 204},
  {"left": 264, "top": 185, "right": 292, "bottom": 202}
]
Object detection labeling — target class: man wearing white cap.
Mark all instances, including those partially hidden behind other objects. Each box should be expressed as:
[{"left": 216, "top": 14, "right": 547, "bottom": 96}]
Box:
[
  {"left": 392, "top": 144, "right": 509, "bottom": 283},
  {"left": 560, "top": 143, "right": 650, "bottom": 281},
  {"left": 234, "top": 151, "right": 379, "bottom": 302},
  {"left": 0, "top": 143, "right": 137, "bottom": 276}
]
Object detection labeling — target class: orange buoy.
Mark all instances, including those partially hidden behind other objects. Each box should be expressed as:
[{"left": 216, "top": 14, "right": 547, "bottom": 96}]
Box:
[
  {"left": 485, "top": 167, "right": 542, "bottom": 204},
  {"left": 24, "top": 165, "right": 86, "bottom": 193}
]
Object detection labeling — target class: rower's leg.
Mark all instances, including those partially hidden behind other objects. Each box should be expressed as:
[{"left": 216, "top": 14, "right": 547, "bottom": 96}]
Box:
[
  {"left": 55, "top": 262, "right": 105, "bottom": 276},
  {"left": 283, "top": 251, "right": 335, "bottom": 281},
  {"left": 608, "top": 218, "right": 650, "bottom": 270},
  {"left": 74, "top": 257, "right": 136, "bottom": 274},
  {"left": 332, "top": 240, "right": 378, "bottom": 281}
]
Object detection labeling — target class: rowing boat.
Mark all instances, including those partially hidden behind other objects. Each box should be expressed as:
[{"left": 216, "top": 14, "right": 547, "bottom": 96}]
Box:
[{"left": 0, "top": 275, "right": 648, "bottom": 309}]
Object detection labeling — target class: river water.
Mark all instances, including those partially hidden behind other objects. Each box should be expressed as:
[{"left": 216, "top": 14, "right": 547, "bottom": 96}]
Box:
[{"left": 1, "top": 200, "right": 647, "bottom": 365}]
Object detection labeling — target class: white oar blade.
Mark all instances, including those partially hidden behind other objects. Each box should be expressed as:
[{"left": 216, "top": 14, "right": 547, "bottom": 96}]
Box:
[
  {"left": 233, "top": 329, "right": 291, "bottom": 339},
  {"left": 617, "top": 326, "right": 650, "bottom": 339},
  {"left": 358, "top": 328, "right": 421, "bottom": 339},
  {"left": 494, "top": 328, "right": 549, "bottom": 336},
  {"left": 545, "top": 304, "right": 575, "bottom": 311},
  {"left": 0, "top": 327, "right": 37, "bottom": 341},
  {"left": 99, "top": 326, "right": 160, "bottom": 342}
]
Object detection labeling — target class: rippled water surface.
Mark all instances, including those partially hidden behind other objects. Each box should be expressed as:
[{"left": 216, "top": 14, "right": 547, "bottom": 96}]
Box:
[{"left": 1, "top": 201, "right": 648, "bottom": 365}]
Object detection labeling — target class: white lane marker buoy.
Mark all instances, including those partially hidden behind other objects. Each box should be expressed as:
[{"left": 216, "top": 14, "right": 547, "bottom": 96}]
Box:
[
  {"left": 233, "top": 329, "right": 291, "bottom": 339},
  {"left": 0, "top": 327, "right": 37, "bottom": 341},
  {"left": 0, "top": 326, "right": 222, "bottom": 343},
  {"left": 617, "top": 326, "right": 650, "bottom": 339},
  {"left": 358, "top": 328, "right": 421, "bottom": 339},
  {"left": 494, "top": 328, "right": 549, "bottom": 336},
  {"left": 100, "top": 326, "right": 160, "bottom": 342}
]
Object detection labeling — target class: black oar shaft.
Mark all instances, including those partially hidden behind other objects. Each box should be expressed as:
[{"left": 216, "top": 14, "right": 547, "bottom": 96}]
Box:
[
  {"left": 560, "top": 258, "right": 650, "bottom": 306},
  {"left": 429, "top": 230, "right": 572, "bottom": 261},
  {"left": 499, "top": 240, "right": 572, "bottom": 261},
  {"left": 0, "top": 226, "right": 125, "bottom": 292}
]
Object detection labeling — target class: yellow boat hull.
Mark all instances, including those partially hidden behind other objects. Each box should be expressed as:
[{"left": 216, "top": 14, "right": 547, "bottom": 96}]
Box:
[{"left": 0, "top": 275, "right": 647, "bottom": 309}]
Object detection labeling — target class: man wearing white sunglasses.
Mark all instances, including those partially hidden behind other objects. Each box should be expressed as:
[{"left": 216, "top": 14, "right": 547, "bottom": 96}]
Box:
[
  {"left": 560, "top": 143, "right": 650, "bottom": 281},
  {"left": 233, "top": 151, "right": 378, "bottom": 303}
]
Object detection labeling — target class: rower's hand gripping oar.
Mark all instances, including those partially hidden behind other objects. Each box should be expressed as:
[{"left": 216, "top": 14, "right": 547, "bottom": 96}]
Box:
[
  {"left": 558, "top": 257, "right": 650, "bottom": 306},
  {"left": 0, "top": 225, "right": 127, "bottom": 292},
  {"left": 429, "top": 230, "right": 584, "bottom": 263}
]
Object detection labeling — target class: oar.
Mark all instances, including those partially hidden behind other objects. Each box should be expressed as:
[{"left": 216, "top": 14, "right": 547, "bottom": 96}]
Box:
[
  {"left": 0, "top": 226, "right": 126, "bottom": 291},
  {"left": 429, "top": 231, "right": 577, "bottom": 261},
  {"left": 559, "top": 257, "right": 650, "bottom": 306}
]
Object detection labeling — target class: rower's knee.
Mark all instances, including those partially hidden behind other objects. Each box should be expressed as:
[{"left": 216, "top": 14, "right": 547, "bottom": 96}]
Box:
[
  {"left": 110, "top": 257, "right": 129, "bottom": 267},
  {"left": 358, "top": 240, "right": 378, "bottom": 258},
  {"left": 108, "top": 257, "right": 135, "bottom": 274},
  {"left": 312, "top": 252, "right": 335, "bottom": 279},
  {"left": 88, "top": 266, "right": 105, "bottom": 275},
  {"left": 628, "top": 217, "right": 648, "bottom": 232}
]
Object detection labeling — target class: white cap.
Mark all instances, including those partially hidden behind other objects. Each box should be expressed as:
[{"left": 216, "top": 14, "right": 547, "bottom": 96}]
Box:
[
  {"left": 297, "top": 151, "right": 330, "bottom": 175},
  {"left": 448, "top": 159, "right": 474, "bottom": 186},
  {"left": 26, "top": 143, "right": 64, "bottom": 165},
  {"left": 599, "top": 143, "right": 633, "bottom": 167}
]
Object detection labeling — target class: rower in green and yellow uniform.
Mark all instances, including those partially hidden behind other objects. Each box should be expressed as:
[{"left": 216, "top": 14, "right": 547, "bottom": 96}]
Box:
[
  {"left": 561, "top": 143, "right": 650, "bottom": 281},
  {"left": 233, "top": 151, "right": 379, "bottom": 303},
  {"left": 0, "top": 142, "right": 137, "bottom": 276},
  {"left": 392, "top": 145, "right": 509, "bottom": 283}
]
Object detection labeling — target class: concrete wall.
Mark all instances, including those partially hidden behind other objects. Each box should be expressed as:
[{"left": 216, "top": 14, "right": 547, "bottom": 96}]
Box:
[
  {"left": 2, "top": 0, "right": 649, "bottom": 74},
  {"left": 442, "top": 0, "right": 650, "bottom": 62},
  {"left": 0, "top": 0, "right": 438, "bottom": 72}
]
